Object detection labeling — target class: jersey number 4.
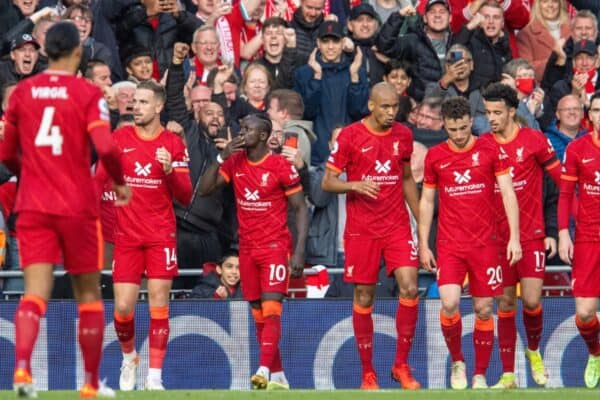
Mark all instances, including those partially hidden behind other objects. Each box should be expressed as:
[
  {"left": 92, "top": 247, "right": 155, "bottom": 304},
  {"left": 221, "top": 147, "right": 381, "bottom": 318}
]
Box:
[{"left": 35, "top": 107, "right": 64, "bottom": 156}]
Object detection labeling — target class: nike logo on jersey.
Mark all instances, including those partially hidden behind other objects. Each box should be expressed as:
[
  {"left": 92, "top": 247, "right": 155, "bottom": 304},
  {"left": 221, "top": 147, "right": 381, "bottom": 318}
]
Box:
[
  {"left": 235, "top": 173, "right": 245, "bottom": 177},
  {"left": 123, "top": 148, "right": 136, "bottom": 153},
  {"left": 361, "top": 146, "right": 373, "bottom": 153},
  {"left": 440, "top": 162, "right": 451, "bottom": 169},
  {"left": 582, "top": 158, "right": 595, "bottom": 164},
  {"left": 491, "top": 283, "right": 502, "bottom": 291},
  {"left": 166, "top": 264, "right": 176, "bottom": 271}
]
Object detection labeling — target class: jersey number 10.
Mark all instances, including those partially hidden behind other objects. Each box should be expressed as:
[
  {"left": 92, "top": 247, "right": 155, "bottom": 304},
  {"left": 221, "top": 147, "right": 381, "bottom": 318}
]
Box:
[{"left": 35, "top": 107, "right": 64, "bottom": 156}]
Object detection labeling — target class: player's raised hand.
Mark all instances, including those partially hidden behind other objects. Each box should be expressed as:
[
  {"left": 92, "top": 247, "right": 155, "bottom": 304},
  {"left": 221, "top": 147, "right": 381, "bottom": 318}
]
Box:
[
  {"left": 113, "top": 184, "right": 132, "bottom": 207},
  {"left": 156, "top": 146, "right": 173, "bottom": 174},
  {"left": 221, "top": 135, "right": 245, "bottom": 159},
  {"left": 289, "top": 252, "right": 305, "bottom": 278},
  {"left": 558, "top": 229, "right": 573, "bottom": 264},
  {"left": 544, "top": 236, "right": 557, "bottom": 259},
  {"left": 350, "top": 179, "right": 380, "bottom": 199},
  {"left": 419, "top": 247, "right": 437, "bottom": 272},
  {"left": 506, "top": 238, "right": 522, "bottom": 266}
]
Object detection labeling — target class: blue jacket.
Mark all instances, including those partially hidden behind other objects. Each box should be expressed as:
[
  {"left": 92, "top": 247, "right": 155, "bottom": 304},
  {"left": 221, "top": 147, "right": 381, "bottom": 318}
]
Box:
[
  {"left": 294, "top": 53, "right": 369, "bottom": 165},
  {"left": 544, "top": 118, "right": 587, "bottom": 162}
]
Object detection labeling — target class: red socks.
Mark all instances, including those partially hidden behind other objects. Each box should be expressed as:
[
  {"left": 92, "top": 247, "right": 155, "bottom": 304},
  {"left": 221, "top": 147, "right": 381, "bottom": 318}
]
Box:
[
  {"left": 14, "top": 295, "right": 47, "bottom": 373},
  {"left": 473, "top": 317, "right": 494, "bottom": 375},
  {"left": 114, "top": 311, "right": 135, "bottom": 354},
  {"left": 497, "top": 309, "right": 516, "bottom": 373},
  {"left": 353, "top": 303, "right": 374, "bottom": 375},
  {"left": 394, "top": 297, "right": 418, "bottom": 367},
  {"left": 576, "top": 315, "right": 600, "bottom": 356},
  {"left": 259, "top": 301, "right": 282, "bottom": 370},
  {"left": 523, "top": 305, "right": 543, "bottom": 351},
  {"left": 440, "top": 311, "right": 464, "bottom": 362},
  {"left": 149, "top": 306, "right": 169, "bottom": 369},
  {"left": 78, "top": 301, "right": 105, "bottom": 389}
]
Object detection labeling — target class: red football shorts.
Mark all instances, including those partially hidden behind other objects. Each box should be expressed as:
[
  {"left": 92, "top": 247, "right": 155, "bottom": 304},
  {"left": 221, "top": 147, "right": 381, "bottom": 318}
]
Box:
[
  {"left": 239, "top": 244, "right": 289, "bottom": 301},
  {"left": 343, "top": 228, "right": 418, "bottom": 285},
  {"left": 500, "top": 239, "right": 546, "bottom": 287},
  {"left": 437, "top": 244, "right": 503, "bottom": 297},
  {"left": 572, "top": 242, "right": 600, "bottom": 297},
  {"left": 112, "top": 241, "right": 178, "bottom": 284},
  {"left": 17, "top": 211, "right": 103, "bottom": 274}
]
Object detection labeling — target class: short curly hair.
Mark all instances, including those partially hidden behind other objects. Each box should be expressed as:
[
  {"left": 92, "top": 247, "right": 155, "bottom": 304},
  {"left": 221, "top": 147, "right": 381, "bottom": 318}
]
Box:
[
  {"left": 441, "top": 97, "right": 471, "bottom": 120},
  {"left": 482, "top": 82, "right": 519, "bottom": 109}
]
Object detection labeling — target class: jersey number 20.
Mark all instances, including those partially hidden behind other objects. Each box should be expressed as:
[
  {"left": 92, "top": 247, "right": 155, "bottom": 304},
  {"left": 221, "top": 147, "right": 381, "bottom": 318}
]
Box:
[{"left": 35, "top": 107, "right": 64, "bottom": 156}]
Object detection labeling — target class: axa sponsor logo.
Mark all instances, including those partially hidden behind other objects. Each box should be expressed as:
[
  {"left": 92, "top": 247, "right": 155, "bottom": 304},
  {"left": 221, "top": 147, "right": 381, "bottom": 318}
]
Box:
[
  {"left": 375, "top": 159, "right": 391, "bottom": 174},
  {"left": 244, "top": 188, "right": 260, "bottom": 201},
  {"left": 453, "top": 169, "right": 471, "bottom": 184},
  {"left": 134, "top": 162, "right": 151, "bottom": 177}
]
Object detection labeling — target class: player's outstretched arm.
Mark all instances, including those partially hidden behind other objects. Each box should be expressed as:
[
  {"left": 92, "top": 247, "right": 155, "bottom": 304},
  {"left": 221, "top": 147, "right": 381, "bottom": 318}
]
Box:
[
  {"left": 497, "top": 172, "right": 522, "bottom": 266},
  {"left": 288, "top": 190, "right": 308, "bottom": 278},
  {"left": 402, "top": 162, "right": 420, "bottom": 222},
  {"left": 418, "top": 186, "right": 437, "bottom": 272},
  {"left": 557, "top": 172, "right": 577, "bottom": 264}
]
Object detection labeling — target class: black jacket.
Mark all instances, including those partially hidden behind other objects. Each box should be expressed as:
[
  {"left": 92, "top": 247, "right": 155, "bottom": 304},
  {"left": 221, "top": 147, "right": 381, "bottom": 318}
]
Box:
[
  {"left": 256, "top": 46, "right": 298, "bottom": 90},
  {"left": 376, "top": 12, "right": 451, "bottom": 100},
  {"left": 116, "top": 4, "right": 201, "bottom": 77},
  {"left": 0, "top": 0, "right": 25, "bottom": 52},
  {"left": 453, "top": 26, "right": 512, "bottom": 91},
  {"left": 166, "top": 62, "right": 224, "bottom": 233},
  {"left": 352, "top": 35, "right": 385, "bottom": 87},
  {"left": 190, "top": 272, "right": 243, "bottom": 299},
  {"left": 289, "top": 9, "right": 323, "bottom": 65}
]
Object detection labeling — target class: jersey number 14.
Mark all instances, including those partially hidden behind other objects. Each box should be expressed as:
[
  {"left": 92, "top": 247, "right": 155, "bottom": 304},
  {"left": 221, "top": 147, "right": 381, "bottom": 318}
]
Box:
[{"left": 35, "top": 107, "right": 64, "bottom": 156}]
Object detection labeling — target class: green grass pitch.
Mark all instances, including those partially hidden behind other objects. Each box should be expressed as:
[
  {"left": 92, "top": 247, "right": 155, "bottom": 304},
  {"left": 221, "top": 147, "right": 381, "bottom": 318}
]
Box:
[{"left": 1, "top": 389, "right": 599, "bottom": 400}]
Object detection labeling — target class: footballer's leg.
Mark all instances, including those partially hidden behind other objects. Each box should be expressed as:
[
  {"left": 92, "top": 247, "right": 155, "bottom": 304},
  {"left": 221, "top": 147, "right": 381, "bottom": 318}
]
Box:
[
  {"left": 71, "top": 272, "right": 114, "bottom": 398},
  {"left": 261, "top": 293, "right": 287, "bottom": 391},
  {"left": 438, "top": 284, "right": 467, "bottom": 390},
  {"left": 471, "top": 296, "right": 494, "bottom": 389},
  {"left": 391, "top": 266, "right": 420, "bottom": 390},
  {"left": 575, "top": 297, "right": 600, "bottom": 388},
  {"left": 145, "top": 278, "right": 173, "bottom": 390},
  {"left": 113, "top": 283, "right": 140, "bottom": 391},
  {"left": 521, "top": 277, "right": 547, "bottom": 386},
  {"left": 14, "top": 264, "right": 53, "bottom": 398},
  {"left": 492, "top": 285, "right": 518, "bottom": 389},
  {"left": 353, "top": 284, "right": 379, "bottom": 390}
]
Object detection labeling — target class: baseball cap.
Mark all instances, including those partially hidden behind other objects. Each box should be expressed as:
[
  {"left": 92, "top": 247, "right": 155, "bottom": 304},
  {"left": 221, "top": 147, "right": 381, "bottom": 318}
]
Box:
[
  {"left": 349, "top": 3, "right": 377, "bottom": 20},
  {"left": 317, "top": 21, "right": 344, "bottom": 40},
  {"left": 573, "top": 40, "right": 598, "bottom": 57},
  {"left": 425, "top": 0, "right": 450, "bottom": 12},
  {"left": 10, "top": 33, "right": 40, "bottom": 52}
]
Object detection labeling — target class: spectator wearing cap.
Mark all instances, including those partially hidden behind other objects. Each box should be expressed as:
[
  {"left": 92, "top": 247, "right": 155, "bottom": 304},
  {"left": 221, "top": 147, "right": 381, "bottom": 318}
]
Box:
[
  {"left": 114, "top": 0, "right": 201, "bottom": 81},
  {"left": 0, "top": 34, "right": 43, "bottom": 104},
  {"left": 256, "top": 17, "right": 299, "bottom": 90},
  {"left": 550, "top": 39, "right": 600, "bottom": 113},
  {"left": 376, "top": 0, "right": 453, "bottom": 101},
  {"left": 290, "top": 0, "right": 327, "bottom": 65},
  {"left": 347, "top": 3, "right": 386, "bottom": 87},
  {"left": 453, "top": 1, "right": 512, "bottom": 90},
  {"left": 516, "top": 0, "right": 571, "bottom": 82},
  {"left": 541, "top": 10, "right": 600, "bottom": 93},
  {"left": 294, "top": 20, "right": 369, "bottom": 165}
]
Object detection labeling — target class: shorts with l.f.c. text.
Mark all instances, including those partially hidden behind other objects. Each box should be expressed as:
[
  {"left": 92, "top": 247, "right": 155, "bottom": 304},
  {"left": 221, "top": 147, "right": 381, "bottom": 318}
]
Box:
[
  {"left": 17, "top": 211, "right": 103, "bottom": 274},
  {"left": 572, "top": 241, "right": 600, "bottom": 297},
  {"left": 239, "top": 243, "right": 289, "bottom": 301},
  {"left": 343, "top": 228, "right": 418, "bottom": 285},
  {"left": 437, "top": 243, "right": 503, "bottom": 297},
  {"left": 112, "top": 241, "right": 178, "bottom": 284},
  {"left": 500, "top": 239, "right": 546, "bottom": 287}
]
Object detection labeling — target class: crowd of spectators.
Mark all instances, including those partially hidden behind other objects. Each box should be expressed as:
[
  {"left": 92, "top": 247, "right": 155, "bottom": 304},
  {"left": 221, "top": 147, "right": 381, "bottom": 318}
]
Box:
[{"left": 0, "top": 0, "right": 592, "bottom": 298}]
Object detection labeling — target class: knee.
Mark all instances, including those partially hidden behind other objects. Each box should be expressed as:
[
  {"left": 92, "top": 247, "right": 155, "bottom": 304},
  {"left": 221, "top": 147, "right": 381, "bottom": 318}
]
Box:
[
  {"left": 576, "top": 309, "right": 597, "bottom": 323},
  {"left": 354, "top": 287, "right": 375, "bottom": 308},
  {"left": 441, "top": 298, "right": 459, "bottom": 316},
  {"left": 496, "top": 293, "right": 516, "bottom": 311},
  {"left": 399, "top": 284, "right": 418, "bottom": 300},
  {"left": 114, "top": 301, "right": 134, "bottom": 317},
  {"left": 474, "top": 303, "right": 493, "bottom": 320},
  {"left": 522, "top": 297, "right": 541, "bottom": 312}
]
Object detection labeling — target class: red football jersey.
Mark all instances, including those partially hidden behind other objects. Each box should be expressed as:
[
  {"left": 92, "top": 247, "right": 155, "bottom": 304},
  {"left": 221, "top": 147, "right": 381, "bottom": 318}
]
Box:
[
  {"left": 96, "top": 126, "right": 192, "bottom": 243},
  {"left": 482, "top": 128, "right": 558, "bottom": 243},
  {"left": 560, "top": 134, "right": 600, "bottom": 242},
  {"left": 0, "top": 71, "right": 123, "bottom": 216},
  {"left": 219, "top": 151, "right": 301, "bottom": 248},
  {"left": 423, "top": 137, "right": 510, "bottom": 250},
  {"left": 326, "top": 120, "right": 413, "bottom": 238}
]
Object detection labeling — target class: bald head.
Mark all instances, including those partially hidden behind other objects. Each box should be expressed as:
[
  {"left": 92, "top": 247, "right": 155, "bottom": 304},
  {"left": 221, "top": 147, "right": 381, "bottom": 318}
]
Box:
[
  {"left": 556, "top": 94, "right": 584, "bottom": 132},
  {"left": 370, "top": 82, "right": 398, "bottom": 103}
]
